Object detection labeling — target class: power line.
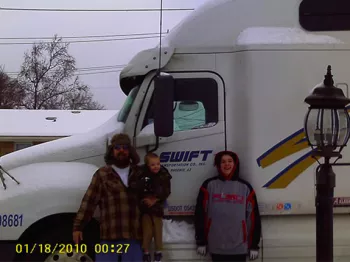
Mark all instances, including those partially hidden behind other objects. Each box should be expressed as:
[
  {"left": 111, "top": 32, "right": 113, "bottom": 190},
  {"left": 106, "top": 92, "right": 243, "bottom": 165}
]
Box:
[
  {"left": 76, "top": 65, "right": 126, "bottom": 71},
  {"left": 4, "top": 70, "right": 124, "bottom": 89},
  {"left": 0, "top": 7, "right": 194, "bottom": 12},
  {"left": 5, "top": 64, "right": 126, "bottom": 75},
  {"left": 92, "top": 87, "right": 119, "bottom": 89},
  {"left": 74, "top": 70, "right": 122, "bottom": 76},
  {"left": 0, "top": 32, "right": 169, "bottom": 40},
  {"left": 0, "top": 35, "right": 164, "bottom": 45},
  {"left": 6, "top": 69, "right": 122, "bottom": 80}
]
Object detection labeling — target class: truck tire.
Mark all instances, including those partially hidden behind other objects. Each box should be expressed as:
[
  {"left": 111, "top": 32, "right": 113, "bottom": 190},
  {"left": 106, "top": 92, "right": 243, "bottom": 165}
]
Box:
[{"left": 13, "top": 220, "right": 99, "bottom": 262}]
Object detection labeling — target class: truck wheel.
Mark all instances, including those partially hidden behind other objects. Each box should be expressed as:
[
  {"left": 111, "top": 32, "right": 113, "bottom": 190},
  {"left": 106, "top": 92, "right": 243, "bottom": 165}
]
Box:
[
  {"left": 13, "top": 220, "right": 99, "bottom": 262},
  {"left": 43, "top": 251, "right": 93, "bottom": 262}
]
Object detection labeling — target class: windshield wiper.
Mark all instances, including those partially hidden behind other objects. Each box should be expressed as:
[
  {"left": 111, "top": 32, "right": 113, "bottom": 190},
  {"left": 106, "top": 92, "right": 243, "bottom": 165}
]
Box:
[{"left": 0, "top": 165, "right": 20, "bottom": 190}]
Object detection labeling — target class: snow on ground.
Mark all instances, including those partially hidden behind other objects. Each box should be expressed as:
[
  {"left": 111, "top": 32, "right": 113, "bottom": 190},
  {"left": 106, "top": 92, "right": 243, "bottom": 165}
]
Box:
[
  {"left": 236, "top": 27, "right": 344, "bottom": 45},
  {"left": 163, "top": 218, "right": 195, "bottom": 243}
]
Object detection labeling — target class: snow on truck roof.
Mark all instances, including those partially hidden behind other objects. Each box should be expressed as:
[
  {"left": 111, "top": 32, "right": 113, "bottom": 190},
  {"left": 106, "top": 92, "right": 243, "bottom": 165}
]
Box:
[
  {"left": 236, "top": 27, "right": 343, "bottom": 45},
  {"left": 0, "top": 109, "right": 119, "bottom": 137},
  {"left": 163, "top": 0, "right": 346, "bottom": 48}
]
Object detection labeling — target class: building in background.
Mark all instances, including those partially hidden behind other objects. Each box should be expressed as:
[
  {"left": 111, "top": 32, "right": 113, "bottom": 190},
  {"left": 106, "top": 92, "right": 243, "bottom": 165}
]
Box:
[{"left": 0, "top": 109, "right": 118, "bottom": 156}]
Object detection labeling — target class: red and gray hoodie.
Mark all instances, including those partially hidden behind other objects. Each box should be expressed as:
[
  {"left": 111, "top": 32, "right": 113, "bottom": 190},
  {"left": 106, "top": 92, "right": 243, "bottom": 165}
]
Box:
[{"left": 194, "top": 151, "right": 262, "bottom": 255}]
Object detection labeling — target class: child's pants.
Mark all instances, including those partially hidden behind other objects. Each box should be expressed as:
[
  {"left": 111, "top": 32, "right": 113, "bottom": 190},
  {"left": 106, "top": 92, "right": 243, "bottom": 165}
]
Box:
[{"left": 141, "top": 214, "right": 163, "bottom": 251}]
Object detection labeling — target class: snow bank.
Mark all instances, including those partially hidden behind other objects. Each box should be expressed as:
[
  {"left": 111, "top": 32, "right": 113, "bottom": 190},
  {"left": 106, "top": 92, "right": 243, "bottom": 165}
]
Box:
[
  {"left": 237, "top": 27, "right": 344, "bottom": 45},
  {"left": 163, "top": 219, "right": 195, "bottom": 243}
]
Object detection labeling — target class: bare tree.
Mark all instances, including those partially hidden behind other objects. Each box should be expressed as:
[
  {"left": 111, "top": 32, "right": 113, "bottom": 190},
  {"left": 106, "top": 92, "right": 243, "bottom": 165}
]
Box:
[
  {"left": 0, "top": 68, "right": 26, "bottom": 109},
  {"left": 63, "top": 84, "right": 105, "bottom": 110},
  {"left": 18, "top": 35, "right": 104, "bottom": 110},
  {"left": 41, "top": 79, "right": 104, "bottom": 110}
]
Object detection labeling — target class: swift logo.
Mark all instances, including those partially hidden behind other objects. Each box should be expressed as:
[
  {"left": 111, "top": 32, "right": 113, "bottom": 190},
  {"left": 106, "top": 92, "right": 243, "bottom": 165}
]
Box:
[
  {"left": 255, "top": 105, "right": 350, "bottom": 189},
  {"left": 160, "top": 150, "right": 213, "bottom": 163}
]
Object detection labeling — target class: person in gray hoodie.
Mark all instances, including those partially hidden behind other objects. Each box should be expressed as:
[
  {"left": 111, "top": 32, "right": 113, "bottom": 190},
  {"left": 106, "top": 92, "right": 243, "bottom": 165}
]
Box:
[{"left": 194, "top": 151, "right": 261, "bottom": 262}]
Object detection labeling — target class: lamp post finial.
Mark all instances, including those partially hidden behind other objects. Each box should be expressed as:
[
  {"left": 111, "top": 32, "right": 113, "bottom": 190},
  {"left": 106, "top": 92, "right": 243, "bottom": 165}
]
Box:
[{"left": 324, "top": 65, "right": 334, "bottom": 87}]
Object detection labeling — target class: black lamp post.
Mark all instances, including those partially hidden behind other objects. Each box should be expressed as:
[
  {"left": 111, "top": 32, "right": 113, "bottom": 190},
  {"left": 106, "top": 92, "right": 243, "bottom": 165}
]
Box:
[{"left": 304, "top": 65, "right": 350, "bottom": 262}]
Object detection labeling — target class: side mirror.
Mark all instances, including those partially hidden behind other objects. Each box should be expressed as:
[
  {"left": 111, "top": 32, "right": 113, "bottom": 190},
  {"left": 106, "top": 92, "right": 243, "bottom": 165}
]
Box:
[{"left": 153, "top": 73, "right": 175, "bottom": 137}]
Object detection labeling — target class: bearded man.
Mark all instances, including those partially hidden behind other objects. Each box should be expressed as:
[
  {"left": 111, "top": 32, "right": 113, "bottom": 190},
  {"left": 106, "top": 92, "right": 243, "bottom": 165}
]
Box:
[{"left": 72, "top": 133, "right": 143, "bottom": 262}]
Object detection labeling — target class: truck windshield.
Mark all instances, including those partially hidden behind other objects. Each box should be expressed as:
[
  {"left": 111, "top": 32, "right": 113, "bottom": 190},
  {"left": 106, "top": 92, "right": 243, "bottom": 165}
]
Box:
[{"left": 117, "top": 86, "right": 140, "bottom": 123}]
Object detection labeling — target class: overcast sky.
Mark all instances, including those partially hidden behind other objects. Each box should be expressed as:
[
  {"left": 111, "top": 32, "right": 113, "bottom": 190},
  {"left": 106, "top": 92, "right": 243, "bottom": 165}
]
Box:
[{"left": 0, "top": 0, "right": 207, "bottom": 109}]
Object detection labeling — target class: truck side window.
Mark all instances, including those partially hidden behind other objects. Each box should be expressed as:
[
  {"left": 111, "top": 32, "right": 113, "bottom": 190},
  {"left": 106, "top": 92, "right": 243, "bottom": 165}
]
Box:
[{"left": 142, "top": 77, "right": 218, "bottom": 132}]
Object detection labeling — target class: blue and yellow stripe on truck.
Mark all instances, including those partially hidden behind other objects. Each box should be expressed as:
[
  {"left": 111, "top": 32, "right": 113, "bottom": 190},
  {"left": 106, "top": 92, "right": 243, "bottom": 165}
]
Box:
[
  {"left": 257, "top": 106, "right": 350, "bottom": 189},
  {"left": 257, "top": 128, "right": 320, "bottom": 189}
]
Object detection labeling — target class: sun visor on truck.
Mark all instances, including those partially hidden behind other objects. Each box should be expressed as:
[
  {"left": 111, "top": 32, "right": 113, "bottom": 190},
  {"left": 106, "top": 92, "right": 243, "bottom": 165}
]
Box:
[
  {"left": 119, "top": 46, "right": 174, "bottom": 95},
  {"left": 299, "top": 0, "right": 350, "bottom": 31}
]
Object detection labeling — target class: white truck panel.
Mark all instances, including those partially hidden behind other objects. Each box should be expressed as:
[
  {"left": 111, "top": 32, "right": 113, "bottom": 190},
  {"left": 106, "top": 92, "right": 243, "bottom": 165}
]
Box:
[
  {"left": 0, "top": 162, "right": 98, "bottom": 240},
  {"left": 214, "top": 46, "right": 350, "bottom": 215}
]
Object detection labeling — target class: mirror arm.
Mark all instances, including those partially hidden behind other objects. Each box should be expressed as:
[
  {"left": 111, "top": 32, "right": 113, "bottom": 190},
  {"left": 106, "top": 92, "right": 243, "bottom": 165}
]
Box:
[
  {"left": 149, "top": 136, "right": 160, "bottom": 152},
  {"left": 146, "top": 136, "right": 160, "bottom": 153}
]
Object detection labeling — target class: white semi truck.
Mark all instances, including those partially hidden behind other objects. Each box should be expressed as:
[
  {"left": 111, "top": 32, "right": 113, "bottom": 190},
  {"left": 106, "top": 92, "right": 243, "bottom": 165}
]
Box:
[{"left": 2, "top": 0, "right": 350, "bottom": 261}]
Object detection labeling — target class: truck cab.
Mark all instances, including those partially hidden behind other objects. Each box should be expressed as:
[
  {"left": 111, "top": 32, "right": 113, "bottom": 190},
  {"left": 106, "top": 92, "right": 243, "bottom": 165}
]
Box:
[{"left": 2, "top": 0, "right": 350, "bottom": 261}]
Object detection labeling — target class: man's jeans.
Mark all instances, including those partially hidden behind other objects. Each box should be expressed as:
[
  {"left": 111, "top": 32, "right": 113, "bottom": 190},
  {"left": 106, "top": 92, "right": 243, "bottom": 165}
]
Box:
[{"left": 95, "top": 239, "right": 143, "bottom": 262}]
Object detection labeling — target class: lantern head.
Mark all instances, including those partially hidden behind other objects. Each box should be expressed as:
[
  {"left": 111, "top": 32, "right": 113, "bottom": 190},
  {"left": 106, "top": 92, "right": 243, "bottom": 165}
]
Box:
[{"left": 304, "top": 65, "right": 350, "bottom": 155}]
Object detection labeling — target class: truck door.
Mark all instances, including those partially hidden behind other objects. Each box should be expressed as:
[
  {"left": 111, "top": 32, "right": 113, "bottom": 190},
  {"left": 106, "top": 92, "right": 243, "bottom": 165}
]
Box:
[{"left": 134, "top": 71, "right": 226, "bottom": 215}]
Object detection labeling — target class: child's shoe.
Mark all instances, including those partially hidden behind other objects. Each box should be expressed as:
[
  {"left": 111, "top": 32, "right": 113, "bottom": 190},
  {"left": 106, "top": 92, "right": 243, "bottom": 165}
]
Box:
[
  {"left": 154, "top": 251, "right": 162, "bottom": 262},
  {"left": 143, "top": 252, "right": 151, "bottom": 262}
]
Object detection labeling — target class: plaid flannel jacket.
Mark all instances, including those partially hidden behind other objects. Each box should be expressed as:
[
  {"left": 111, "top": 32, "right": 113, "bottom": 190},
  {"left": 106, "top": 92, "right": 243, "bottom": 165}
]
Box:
[{"left": 73, "top": 165, "right": 142, "bottom": 240}]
